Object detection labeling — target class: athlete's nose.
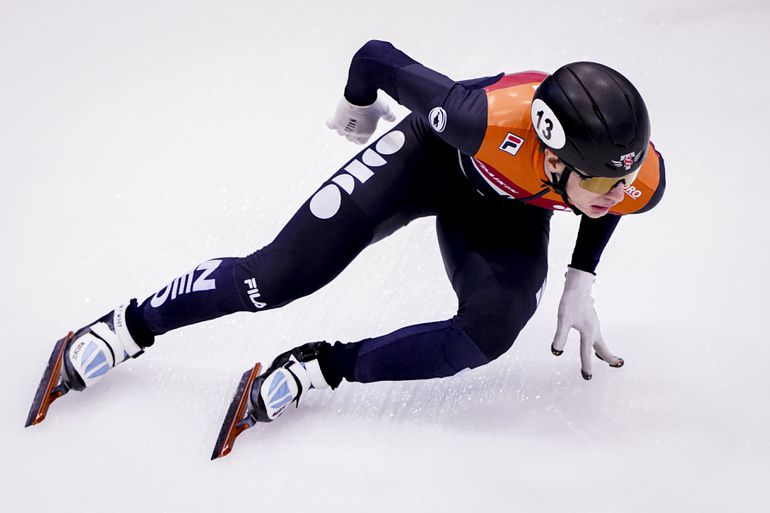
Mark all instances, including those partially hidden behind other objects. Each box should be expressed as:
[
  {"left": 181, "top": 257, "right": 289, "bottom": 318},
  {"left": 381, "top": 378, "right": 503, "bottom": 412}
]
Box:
[{"left": 606, "top": 183, "right": 624, "bottom": 203}]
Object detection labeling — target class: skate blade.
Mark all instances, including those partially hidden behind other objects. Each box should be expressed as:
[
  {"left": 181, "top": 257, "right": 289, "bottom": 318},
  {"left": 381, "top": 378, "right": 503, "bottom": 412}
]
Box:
[
  {"left": 211, "top": 362, "right": 263, "bottom": 460},
  {"left": 25, "top": 332, "right": 74, "bottom": 427}
]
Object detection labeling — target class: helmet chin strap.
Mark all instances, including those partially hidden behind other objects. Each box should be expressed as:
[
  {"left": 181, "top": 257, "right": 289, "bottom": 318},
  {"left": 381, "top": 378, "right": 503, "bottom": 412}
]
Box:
[{"left": 541, "top": 167, "right": 584, "bottom": 216}]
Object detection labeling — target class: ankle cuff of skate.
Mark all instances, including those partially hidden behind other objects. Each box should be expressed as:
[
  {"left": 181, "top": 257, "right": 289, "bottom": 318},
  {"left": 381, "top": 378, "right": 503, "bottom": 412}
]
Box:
[{"left": 114, "top": 303, "right": 144, "bottom": 358}]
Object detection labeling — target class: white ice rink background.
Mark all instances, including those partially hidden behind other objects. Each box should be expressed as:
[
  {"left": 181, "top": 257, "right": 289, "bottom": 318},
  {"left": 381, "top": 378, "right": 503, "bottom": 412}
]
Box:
[{"left": 1, "top": 1, "right": 769, "bottom": 512}]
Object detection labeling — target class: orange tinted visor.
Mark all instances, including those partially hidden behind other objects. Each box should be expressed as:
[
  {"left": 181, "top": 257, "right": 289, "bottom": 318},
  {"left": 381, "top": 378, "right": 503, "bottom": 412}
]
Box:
[{"left": 571, "top": 167, "right": 640, "bottom": 194}]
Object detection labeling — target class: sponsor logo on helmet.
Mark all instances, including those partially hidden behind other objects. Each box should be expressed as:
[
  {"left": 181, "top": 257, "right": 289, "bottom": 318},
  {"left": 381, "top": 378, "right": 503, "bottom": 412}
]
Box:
[
  {"left": 428, "top": 107, "right": 447, "bottom": 133},
  {"left": 499, "top": 132, "right": 525, "bottom": 157},
  {"left": 611, "top": 151, "right": 642, "bottom": 171}
]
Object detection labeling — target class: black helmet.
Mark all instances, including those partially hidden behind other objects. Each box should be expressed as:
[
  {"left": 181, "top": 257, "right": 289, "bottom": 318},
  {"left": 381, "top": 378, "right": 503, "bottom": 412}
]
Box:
[{"left": 531, "top": 61, "right": 650, "bottom": 178}]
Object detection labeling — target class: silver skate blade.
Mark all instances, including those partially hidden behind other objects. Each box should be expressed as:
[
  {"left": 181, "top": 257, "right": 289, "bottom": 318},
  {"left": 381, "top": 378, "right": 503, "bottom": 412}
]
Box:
[
  {"left": 211, "top": 362, "right": 262, "bottom": 460},
  {"left": 25, "top": 332, "right": 74, "bottom": 427}
]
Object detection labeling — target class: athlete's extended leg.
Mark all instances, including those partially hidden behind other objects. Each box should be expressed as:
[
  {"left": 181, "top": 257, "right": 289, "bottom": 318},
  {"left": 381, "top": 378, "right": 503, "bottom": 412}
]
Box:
[
  {"left": 134, "top": 115, "right": 453, "bottom": 339},
  {"left": 55, "top": 115, "right": 461, "bottom": 393}
]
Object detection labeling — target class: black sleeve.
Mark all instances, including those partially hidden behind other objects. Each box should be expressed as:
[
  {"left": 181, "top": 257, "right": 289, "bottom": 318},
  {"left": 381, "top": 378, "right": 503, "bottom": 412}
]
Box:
[
  {"left": 343, "top": 40, "right": 497, "bottom": 155},
  {"left": 569, "top": 213, "right": 621, "bottom": 275}
]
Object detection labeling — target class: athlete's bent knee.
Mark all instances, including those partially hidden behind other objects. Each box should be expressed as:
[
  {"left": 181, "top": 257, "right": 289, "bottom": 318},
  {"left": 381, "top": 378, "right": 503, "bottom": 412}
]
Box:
[{"left": 453, "top": 306, "right": 531, "bottom": 364}]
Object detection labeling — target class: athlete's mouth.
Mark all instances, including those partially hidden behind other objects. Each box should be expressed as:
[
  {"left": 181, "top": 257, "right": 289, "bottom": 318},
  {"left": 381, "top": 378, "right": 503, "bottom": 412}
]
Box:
[{"left": 593, "top": 200, "right": 617, "bottom": 209}]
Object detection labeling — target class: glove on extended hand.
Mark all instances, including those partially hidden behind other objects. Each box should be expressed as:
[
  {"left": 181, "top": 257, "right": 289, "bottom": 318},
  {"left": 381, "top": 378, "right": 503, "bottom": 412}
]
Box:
[
  {"left": 326, "top": 96, "right": 396, "bottom": 144},
  {"left": 551, "top": 267, "right": 624, "bottom": 380}
]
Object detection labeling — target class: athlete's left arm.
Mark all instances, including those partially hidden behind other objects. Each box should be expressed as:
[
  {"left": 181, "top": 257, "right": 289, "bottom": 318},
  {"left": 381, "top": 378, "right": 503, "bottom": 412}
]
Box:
[
  {"left": 552, "top": 149, "right": 666, "bottom": 380},
  {"left": 570, "top": 214, "right": 621, "bottom": 275},
  {"left": 551, "top": 213, "right": 625, "bottom": 381}
]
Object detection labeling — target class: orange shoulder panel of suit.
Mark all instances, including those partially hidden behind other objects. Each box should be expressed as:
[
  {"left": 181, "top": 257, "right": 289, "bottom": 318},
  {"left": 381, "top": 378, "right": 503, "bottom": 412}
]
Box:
[
  {"left": 473, "top": 71, "right": 570, "bottom": 208},
  {"left": 473, "top": 73, "right": 662, "bottom": 214},
  {"left": 610, "top": 141, "right": 661, "bottom": 215}
]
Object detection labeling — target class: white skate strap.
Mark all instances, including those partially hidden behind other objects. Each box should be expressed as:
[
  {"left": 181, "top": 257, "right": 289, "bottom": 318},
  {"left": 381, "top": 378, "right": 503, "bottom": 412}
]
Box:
[
  {"left": 112, "top": 304, "right": 143, "bottom": 357},
  {"left": 89, "top": 304, "right": 143, "bottom": 364},
  {"left": 89, "top": 323, "right": 122, "bottom": 365},
  {"left": 302, "top": 359, "right": 329, "bottom": 390}
]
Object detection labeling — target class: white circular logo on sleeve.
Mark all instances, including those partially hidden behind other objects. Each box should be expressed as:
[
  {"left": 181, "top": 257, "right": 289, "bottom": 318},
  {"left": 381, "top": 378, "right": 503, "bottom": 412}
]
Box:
[
  {"left": 428, "top": 107, "right": 447, "bottom": 133},
  {"left": 531, "top": 98, "right": 566, "bottom": 149}
]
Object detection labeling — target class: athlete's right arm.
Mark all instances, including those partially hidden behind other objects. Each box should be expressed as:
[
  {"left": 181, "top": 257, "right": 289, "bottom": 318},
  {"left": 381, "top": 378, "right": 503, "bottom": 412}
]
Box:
[{"left": 332, "top": 40, "right": 499, "bottom": 154}]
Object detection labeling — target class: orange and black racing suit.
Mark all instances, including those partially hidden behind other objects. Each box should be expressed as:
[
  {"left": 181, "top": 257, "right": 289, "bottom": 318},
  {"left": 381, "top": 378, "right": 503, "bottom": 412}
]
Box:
[{"left": 126, "top": 41, "right": 665, "bottom": 386}]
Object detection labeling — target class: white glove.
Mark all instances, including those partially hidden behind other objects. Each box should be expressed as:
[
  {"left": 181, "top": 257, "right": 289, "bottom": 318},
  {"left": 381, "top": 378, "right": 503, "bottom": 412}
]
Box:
[
  {"left": 326, "top": 96, "right": 396, "bottom": 144},
  {"left": 551, "top": 267, "right": 624, "bottom": 380}
]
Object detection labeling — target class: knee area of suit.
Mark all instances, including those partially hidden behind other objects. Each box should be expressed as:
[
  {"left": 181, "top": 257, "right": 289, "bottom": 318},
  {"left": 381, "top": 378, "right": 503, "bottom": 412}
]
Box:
[{"left": 454, "top": 316, "right": 522, "bottom": 364}]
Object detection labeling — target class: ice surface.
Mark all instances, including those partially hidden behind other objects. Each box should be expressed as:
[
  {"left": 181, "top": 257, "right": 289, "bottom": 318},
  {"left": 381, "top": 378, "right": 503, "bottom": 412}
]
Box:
[{"left": 2, "top": 1, "right": 769, "bottom": 512}]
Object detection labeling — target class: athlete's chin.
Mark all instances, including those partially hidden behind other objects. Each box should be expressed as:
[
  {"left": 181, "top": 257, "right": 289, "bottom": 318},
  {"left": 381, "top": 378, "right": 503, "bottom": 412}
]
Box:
[{"left": 584, "top": 205, "right": 612, "bottom": 218}]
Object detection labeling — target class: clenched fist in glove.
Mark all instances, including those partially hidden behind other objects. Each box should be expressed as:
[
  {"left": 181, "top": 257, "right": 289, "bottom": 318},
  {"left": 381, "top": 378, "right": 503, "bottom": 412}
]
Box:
[
  {"left": 551, "top": 267, "right": 624, "bottom": 380},
  {"left": 326, "top": 96, "right": 396, "bottom": 144}
]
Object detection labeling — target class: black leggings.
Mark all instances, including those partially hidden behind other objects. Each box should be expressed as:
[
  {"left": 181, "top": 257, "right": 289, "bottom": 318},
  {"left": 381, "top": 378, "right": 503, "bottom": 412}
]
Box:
[{"left": 135, "top": 115, "right": 551, "bottom": 387}]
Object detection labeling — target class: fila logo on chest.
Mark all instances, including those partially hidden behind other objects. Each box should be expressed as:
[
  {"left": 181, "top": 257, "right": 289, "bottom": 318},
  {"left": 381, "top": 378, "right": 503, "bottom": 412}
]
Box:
[{"left": 499, "top": 132, "right": 525, "bottom": 157}]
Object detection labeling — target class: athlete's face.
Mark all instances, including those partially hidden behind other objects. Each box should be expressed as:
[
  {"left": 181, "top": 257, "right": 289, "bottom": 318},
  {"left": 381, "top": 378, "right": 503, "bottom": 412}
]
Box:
[
  {"left": 544, "top": 150, "right": 625, "bottom": 218},
  {"left": 565, "top": 172, "right": 625, "bottom": 218}
]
